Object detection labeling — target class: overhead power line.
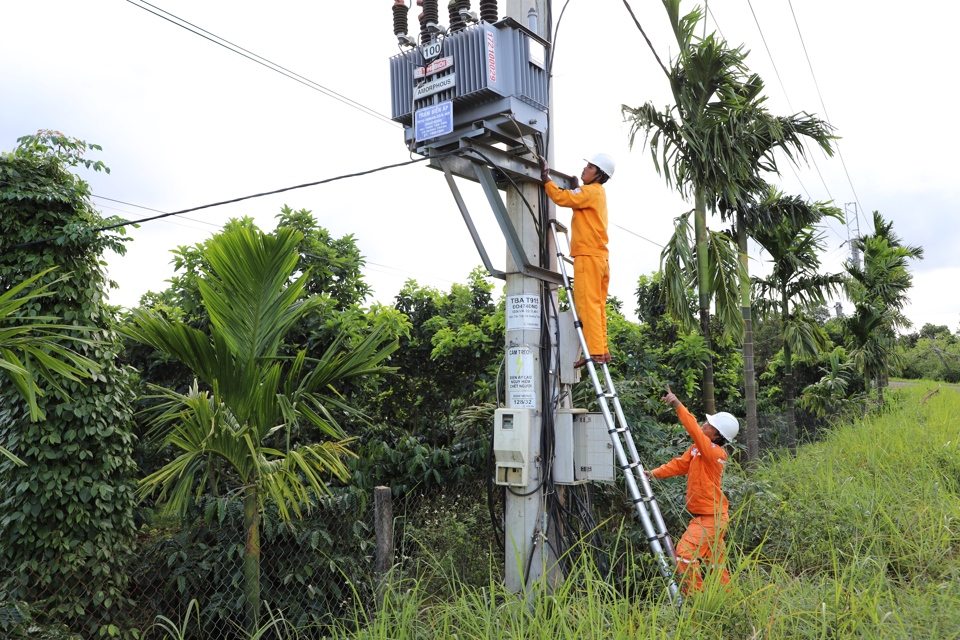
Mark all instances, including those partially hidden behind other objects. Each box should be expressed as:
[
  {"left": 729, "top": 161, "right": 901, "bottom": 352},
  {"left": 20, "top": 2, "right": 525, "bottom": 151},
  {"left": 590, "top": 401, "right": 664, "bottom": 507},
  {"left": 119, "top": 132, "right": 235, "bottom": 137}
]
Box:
[
  {"left": 786, "top": 0, "right": 869, "bottom": 232},
  {"left": 92, "top": 196, "right": 222, "bottom": 228},
  {"left": 620, "top": 0, "right": 671, "bottom": 80},
  {"left": 125, "top": 0, "right": 399, "bottom": 128},
  {"left": 12, "top": 151, "right": 461, "bottom": 248},
  {"left": 613, "top": 224, "right": 664, "bottom": 249}
]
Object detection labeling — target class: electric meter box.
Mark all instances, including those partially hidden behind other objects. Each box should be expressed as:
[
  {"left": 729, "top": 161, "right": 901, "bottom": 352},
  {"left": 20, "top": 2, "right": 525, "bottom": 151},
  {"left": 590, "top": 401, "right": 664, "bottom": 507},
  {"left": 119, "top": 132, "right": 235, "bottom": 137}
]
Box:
[
  {"left": 493, "top": 408, "right": 532, "bottom": 487},
  {"left": 389, "top": 18, "right": 549, "bottom": 149},
  {"left": 554, "top": 410, "right": 615, "bottom": 485}
]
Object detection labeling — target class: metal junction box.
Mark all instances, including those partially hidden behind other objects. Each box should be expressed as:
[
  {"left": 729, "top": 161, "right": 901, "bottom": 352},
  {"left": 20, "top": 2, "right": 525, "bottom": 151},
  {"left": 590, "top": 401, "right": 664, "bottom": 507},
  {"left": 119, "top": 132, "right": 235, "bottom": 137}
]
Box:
[
  {"left": 493, "top": 408, "right": 532, "bottom": 487},
  {"left": 389, "top": 18, "right": 549, "bottom": 151},
  {"left": 554, "top": 410, "right": 615, "bottom": 485}
]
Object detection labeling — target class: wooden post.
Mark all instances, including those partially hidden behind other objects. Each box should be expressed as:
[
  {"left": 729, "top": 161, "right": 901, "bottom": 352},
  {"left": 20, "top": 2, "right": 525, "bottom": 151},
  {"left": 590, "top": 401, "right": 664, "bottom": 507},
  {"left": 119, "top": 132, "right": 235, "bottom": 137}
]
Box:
[{"left": 373, "top": 486, "right": 394, "bottom": 609}]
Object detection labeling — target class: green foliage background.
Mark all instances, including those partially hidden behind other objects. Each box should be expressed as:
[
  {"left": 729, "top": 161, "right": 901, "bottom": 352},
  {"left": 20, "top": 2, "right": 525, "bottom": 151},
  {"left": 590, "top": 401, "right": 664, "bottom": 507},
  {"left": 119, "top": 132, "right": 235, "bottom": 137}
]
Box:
[{"left": 0, "top": 134, "right": 138, "bottom": 637}]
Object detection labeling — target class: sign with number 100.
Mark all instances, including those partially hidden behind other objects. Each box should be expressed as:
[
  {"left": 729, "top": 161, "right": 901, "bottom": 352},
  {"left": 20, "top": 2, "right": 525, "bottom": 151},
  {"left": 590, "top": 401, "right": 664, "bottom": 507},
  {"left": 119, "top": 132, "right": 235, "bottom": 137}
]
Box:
[{"left": 421, "top": 40, "right": 443, "bottom": 61}]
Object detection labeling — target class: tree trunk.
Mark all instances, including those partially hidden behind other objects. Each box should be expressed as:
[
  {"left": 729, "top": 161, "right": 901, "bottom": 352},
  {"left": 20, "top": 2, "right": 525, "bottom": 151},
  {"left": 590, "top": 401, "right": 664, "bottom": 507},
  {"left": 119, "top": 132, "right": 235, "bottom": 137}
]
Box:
[
  {"left": 694, "top": 189, "right": 716, "bottom": 414},
  {"left": 243, "top": 485, "right": 261, "bottom": 632},
  {"left": 737, "top": 211, "right": 758, "bottom": 464},
  {"left": 782, "top": 290, "right": 796, "bottom": 455}
]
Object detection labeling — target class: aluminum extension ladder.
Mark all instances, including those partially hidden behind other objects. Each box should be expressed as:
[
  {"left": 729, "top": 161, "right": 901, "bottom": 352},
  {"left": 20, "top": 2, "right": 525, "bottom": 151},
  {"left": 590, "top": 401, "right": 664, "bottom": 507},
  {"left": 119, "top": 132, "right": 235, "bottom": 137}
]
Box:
[{"left": 549, "top": 219, "right": 681, "bottom": 603}]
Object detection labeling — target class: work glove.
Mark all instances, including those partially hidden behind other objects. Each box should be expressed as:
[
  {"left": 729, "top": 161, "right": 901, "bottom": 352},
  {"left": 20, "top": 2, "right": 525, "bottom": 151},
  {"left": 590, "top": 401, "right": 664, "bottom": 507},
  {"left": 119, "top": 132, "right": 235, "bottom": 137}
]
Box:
[{"left": 538, "top": 155, "right": 550, "bottom": 184}]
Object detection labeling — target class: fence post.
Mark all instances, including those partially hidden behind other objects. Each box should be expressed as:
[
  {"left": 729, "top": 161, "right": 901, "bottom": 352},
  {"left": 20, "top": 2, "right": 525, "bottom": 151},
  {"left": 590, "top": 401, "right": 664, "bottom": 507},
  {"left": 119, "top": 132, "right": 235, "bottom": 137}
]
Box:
[{"left": 373, "top": 486, "right": 393, "bottom": 609}]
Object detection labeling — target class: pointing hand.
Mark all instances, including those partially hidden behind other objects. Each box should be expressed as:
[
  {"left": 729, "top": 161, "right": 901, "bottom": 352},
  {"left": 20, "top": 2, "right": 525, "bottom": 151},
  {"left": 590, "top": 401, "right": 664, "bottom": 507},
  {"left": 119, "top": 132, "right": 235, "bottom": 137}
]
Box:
[{"left": 661, "top": 385, "right": 681, "bottom": 408}]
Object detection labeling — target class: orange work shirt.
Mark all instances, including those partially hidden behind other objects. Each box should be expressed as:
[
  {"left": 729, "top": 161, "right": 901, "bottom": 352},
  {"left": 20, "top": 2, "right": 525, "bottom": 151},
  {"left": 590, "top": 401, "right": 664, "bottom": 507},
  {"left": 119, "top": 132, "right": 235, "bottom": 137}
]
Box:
[
  {"left": 544, "top": 181, "right": 608, "bottom": 258},
  {"left": 651, "top": 404, "right": 729, "bottom": 517}
]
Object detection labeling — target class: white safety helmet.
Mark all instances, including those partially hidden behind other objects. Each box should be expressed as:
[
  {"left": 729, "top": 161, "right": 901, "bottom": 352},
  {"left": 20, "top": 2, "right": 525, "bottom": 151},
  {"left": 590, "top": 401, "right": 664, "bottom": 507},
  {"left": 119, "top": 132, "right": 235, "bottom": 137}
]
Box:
[
  {"left": 706, "top": 412, "right": 739, "bottom": 443},
  {"left": 585, "top": 153, "right": 616, "bottom": 179}
]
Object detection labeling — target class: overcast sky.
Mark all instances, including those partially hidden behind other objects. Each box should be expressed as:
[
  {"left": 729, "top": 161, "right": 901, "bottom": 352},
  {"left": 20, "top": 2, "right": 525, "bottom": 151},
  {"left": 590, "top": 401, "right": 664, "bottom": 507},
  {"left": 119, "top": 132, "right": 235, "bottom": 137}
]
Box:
[{"left": 3, "top": 0, "right": 957, "bottom": 333}]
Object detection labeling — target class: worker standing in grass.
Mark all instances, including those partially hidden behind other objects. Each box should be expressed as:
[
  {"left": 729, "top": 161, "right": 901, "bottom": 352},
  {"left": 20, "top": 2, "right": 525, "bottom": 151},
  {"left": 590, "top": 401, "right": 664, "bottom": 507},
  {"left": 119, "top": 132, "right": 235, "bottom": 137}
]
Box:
[
  {"left": 539, "top": 153, "right": 615, "bottom": 368},
  {"left": 645, "top": 385, "right": 739, "bottom": 593}
]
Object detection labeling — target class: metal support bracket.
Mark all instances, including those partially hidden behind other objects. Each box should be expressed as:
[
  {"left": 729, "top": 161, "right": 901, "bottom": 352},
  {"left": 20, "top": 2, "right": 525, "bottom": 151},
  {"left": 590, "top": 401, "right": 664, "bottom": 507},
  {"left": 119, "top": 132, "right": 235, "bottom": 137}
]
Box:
[
  {"left": 440, "top": 158, "right": 506, "bottom": 280},
  {"left": 438, "top": 156, "right": 564, "bottom": 285},
  {"left": 475, "top": 164, "right": 563, "bottom": 285}
]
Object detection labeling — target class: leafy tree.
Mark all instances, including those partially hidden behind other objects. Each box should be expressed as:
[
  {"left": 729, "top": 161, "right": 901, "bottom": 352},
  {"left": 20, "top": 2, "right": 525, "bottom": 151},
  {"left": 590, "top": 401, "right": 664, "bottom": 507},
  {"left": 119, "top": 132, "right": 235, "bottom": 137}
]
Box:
[
  {"left": 751, "top": 191, "right": 844, "bottom": 453},
  {"left": 123, "top": 226, "right": 398, "bottom": 631},
  {"left": 369, "top": 269, "right": 503, "bottom": 449},
  {"left": 0, "top": 131, "right": 138, "bottom": 636},
  {"left": 798, "top": 346, "right": 865, "bottom": 419}
]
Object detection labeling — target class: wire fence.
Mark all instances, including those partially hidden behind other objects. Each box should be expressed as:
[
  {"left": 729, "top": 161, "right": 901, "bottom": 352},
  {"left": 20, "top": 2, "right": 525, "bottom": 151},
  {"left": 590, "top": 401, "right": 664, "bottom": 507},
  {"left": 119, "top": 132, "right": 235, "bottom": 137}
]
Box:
[{"left": 0, "top": 413, "right": 811, "bottom": 638}]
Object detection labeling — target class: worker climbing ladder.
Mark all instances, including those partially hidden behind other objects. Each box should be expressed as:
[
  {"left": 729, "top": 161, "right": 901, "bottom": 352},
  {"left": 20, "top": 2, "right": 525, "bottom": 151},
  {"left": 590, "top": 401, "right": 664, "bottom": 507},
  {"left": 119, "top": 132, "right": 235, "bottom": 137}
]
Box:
[{"left": 549, "top": 218, "right": 681, "bottom": 603}]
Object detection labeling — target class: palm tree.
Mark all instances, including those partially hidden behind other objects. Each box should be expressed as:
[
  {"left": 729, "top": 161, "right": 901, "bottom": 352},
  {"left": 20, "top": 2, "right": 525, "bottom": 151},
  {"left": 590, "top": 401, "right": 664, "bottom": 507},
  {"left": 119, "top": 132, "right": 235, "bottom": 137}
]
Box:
[
  {"left": 0, "top": 269, "right": 100, "bottom": 465},
  {"left": 123, "top": 226, "right": 397, "bottom": 630},
  {"left": 729, "top": 179, "right": 835, "bottom": 461},
  {"left": 659, "top": 210, "right": 745, "bottom": 400},
  {"left": 623, "top": 0, "right": 833, "bottom": 414},
  {"left": 845, "top": 211, "right": 922, "bottom": 404},
  {"left": 751, "top": 191, "right": 844, "bottom": 453}
]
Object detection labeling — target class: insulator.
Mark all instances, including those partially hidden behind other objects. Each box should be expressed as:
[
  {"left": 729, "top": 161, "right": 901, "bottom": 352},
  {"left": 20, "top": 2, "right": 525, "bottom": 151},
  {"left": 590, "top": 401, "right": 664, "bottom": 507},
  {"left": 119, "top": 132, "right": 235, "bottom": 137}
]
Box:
[
  {"left": 393, "top": 0, "right": 409, "bottom": 36},
  {"left": 448, "top": 0, "right": 465, "bottom": 33},
  {"left": 418, "top": 11, "right": 430, "bottom": 43},
  {"left": 421, "top": 0, "right": 439, "bottom": 25},
  {"left": 479, "top": 0, "right": 497, "bottom": 23}
]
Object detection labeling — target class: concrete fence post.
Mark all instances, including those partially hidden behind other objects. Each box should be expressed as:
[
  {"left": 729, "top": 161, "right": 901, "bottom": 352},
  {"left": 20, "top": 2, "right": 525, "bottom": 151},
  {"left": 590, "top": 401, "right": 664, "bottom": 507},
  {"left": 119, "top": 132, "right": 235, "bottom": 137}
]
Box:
[{"left": 373, "top": 486, "right": 394, "bottom": 609}]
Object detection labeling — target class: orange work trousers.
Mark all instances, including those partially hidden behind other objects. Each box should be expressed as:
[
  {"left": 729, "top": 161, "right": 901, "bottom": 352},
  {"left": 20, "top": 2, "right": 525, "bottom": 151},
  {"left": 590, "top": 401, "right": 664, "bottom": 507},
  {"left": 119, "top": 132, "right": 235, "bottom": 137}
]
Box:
[
  {"left": 573, "top": 254, "right": 609, "bottom": 356},
  {"left": 674, "top": 514, "right": 731, "bottom": 593}
]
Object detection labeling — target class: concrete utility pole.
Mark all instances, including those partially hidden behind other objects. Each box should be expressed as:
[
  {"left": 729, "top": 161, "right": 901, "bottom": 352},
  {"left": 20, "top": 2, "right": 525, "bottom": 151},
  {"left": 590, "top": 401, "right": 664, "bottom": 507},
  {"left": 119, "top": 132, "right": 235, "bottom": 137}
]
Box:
[{"left": 502, "top": 0, "right": 557, "bottom": 593}]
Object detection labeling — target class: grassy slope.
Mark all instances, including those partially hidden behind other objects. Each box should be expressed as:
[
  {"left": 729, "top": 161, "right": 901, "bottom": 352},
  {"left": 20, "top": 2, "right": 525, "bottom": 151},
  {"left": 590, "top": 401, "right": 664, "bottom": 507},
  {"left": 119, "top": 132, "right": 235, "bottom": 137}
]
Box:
[{"left": 339, "top": 384, "right": 960, "bottom": 639}]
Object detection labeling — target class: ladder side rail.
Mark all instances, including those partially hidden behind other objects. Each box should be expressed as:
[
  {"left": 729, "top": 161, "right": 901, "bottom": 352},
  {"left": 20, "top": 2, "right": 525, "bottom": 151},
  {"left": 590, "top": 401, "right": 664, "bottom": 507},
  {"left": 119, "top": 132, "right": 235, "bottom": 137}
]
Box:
[
  {"left": 600, "top": 363, "right": 678, "bottom": 562},
  {"left": 548, "top": 221, "right": 680, "bottom": 598}
]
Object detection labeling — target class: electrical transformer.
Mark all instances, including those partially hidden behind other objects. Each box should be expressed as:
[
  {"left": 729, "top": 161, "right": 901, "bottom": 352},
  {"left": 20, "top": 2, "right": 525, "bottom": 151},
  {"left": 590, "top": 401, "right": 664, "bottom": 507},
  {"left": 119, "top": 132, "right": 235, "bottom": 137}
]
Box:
[{"left": 389, "top": 17, "right": 549, "bottom": 152}]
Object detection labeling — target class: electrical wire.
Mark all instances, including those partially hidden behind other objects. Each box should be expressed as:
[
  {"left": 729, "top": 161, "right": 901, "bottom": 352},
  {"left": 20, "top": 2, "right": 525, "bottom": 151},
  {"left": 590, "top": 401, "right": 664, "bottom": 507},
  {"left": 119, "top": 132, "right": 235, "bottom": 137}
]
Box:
[
  {"left": 125, "top": 0, "right": 399, "bottom": 128},
  {"left": 92, "top": 196, "right": 222, "bottom": 228},
  {"left": 93, "top": 202, "right": 221, "bottom": 233},
  {"left": 11, "top": 151, "right": 464, "bottom": 249},
  {"left": 786, "top": 0, "right": 868, "bottom": 232},
  {"left": 745, "top": 0, "right": 794, "bottom": 114},
  {"left": 620, "top": 0, "right": 670, "bottom": 80},
  {"left": 612, "top": 224, "right": 664, "bottom": 249}
]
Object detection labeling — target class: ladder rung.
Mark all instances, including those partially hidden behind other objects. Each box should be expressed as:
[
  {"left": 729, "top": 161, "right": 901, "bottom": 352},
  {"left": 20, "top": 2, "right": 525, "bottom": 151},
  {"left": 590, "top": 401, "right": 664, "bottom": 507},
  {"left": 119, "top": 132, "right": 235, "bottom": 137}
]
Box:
[
  {"left": 602, "top": 392, "right": 616, "bottom": 399},
  {"left": 632, "top": 495, "right": 654, "bottom": 505},
  {"left": 551, "top": 219, "right": 569, "bottom": 233},
  {"left": 562, "top": 256, "right": 574, "bottom": 265},
  {"left": 607, "top": 426, "right": 627, "bottom": 435},
  {"left": 622, "top": 461, "right": 642, "bottom": 471}
]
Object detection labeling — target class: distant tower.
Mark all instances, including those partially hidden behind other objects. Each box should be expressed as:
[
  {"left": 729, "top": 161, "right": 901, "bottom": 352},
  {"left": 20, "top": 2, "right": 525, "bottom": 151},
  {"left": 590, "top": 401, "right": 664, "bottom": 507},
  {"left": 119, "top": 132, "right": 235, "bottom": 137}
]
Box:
[{"left": 845, "top": 202, "right": 861, "bottom": 268}]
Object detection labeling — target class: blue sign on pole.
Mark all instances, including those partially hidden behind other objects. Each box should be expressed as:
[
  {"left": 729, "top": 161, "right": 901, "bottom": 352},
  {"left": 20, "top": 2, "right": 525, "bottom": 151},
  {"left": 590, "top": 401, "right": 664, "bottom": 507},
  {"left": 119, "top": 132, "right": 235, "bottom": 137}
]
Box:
[{"left": 415, "top": 101, "right": 454, "bottom": 142}]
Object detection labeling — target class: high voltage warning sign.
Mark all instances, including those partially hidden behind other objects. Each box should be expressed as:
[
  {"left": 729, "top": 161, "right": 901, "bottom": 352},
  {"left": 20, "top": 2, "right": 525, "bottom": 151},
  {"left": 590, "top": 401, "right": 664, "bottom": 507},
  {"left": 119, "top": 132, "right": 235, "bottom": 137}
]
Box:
[{"left": 507, "top": 346, "right": 535, "bottom": 409}]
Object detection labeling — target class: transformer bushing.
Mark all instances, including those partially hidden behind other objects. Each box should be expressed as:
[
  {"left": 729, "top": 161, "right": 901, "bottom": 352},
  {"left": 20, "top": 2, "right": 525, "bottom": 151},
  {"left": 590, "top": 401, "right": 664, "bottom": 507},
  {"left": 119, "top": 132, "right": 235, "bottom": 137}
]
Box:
[
  {"left": 448, "top": 0, "right": 467, "bottom": 33},
  {"left": 393, "top": 0, "right": 410, "bottom": 37},
  {"left": 479, "top": 0, "right": 497, "bottom": 23}
]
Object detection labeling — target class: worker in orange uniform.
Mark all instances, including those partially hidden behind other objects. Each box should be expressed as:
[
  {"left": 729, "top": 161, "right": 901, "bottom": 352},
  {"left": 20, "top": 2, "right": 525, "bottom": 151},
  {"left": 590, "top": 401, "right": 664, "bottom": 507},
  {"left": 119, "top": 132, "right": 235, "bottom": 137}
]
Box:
[
  {"left": 645, "top": 385, "right": 739, "bottom": 593},
  {"left": 539, "top": 153, "right": 615, "bottom": 368}
]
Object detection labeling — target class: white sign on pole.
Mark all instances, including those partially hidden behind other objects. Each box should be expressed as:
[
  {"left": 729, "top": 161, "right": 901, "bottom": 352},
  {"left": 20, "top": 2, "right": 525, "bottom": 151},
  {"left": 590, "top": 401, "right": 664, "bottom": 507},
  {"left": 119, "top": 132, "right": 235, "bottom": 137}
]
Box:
[
  {"left": 507, "top": 346, "right": 535, "bottom": 409},
  {"left": 506, "top": 294, "right": 541, "bottom": 331}
]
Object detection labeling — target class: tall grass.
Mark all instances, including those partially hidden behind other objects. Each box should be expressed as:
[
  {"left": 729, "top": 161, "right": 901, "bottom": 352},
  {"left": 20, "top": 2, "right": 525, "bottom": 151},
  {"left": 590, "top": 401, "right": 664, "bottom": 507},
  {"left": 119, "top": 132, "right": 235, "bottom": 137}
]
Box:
[{"left": 154, "top": 385, "right": 960, "bottom": 639}]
